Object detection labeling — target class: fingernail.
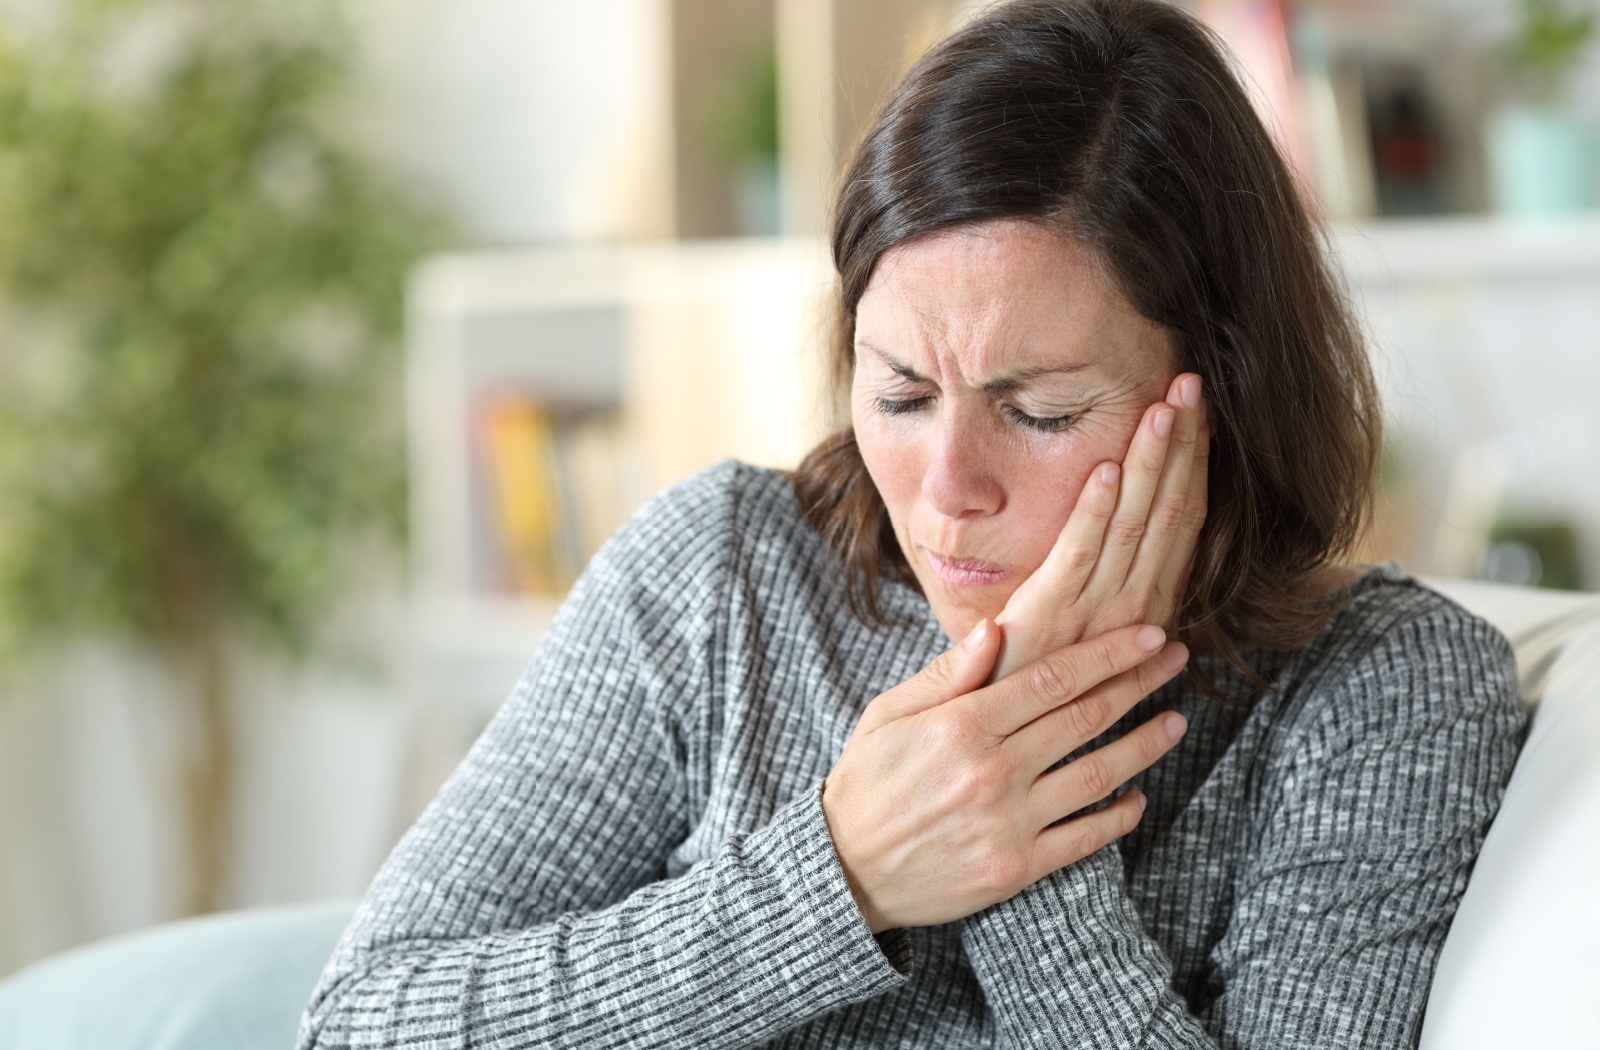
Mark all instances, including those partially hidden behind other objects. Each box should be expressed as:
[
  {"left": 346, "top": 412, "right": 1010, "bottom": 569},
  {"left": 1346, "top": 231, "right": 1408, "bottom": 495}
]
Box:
[
  {"left": 1160, "top": 641, "right": 1188, "bottom": 671},
  {"left": 1098, "top": 463, "right": 1119, "bottom": 486},
  {"left": 1135, "top": 625, "right": 1165, "bottom": 651},
  {"left": 1181, "top": 375, "right": 1200, "bottom": 408},
  {"left": 962, "top": 618, "right": 989, "bottom": 651},
  {"left": 1163, "top": 712, "right": 1188, "bottom": 742},
  {"left": 1154, "top": 408, "right": 1174, "bottom": 437},
  {"left": 1136, "top": 791, "right": 1147, "bottom": 814}
]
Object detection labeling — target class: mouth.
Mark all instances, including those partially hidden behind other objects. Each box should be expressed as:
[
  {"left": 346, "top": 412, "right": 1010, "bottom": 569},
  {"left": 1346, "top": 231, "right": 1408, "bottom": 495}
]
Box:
[{"left": 923, "top": 548, "right": 1015, "bottom": 588}]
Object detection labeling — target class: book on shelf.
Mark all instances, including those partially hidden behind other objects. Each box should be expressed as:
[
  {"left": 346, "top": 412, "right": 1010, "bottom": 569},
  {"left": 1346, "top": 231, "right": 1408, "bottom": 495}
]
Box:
[{"left": 472, "top": 393, "right": 649, "bottom": 598}]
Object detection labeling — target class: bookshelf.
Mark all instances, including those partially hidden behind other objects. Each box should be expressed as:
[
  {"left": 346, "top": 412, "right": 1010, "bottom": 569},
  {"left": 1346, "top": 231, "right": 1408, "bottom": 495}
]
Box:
[{"left": 404, "top": 238, "right": 836, "bottom": 714}]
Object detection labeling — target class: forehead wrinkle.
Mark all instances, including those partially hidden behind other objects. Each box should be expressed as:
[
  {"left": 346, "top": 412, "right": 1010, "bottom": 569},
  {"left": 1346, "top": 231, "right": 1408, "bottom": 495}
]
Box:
[
  {"left": 857, "top": 338, "right": 1096, "bottom": 394},
  {"left": 859, "top": 290, "right": 981, "bottom": 390},
  {"left": 903, "top": 284, "right": 1036, "bottom": 389},
  {"left": 907, "top": 264, "right": 1123, "bottom": 384},
  {"left": 858, "top": 220, "right": 1172, "bottom": 392},
  {"left": 859, "top": 277, "right": 1104, "bottom": 385},
  {"left": 857, "top": 340, "right": 924, "bottom": 381},
  {"left": 982, "top": 361, "right": 1093, "bottom": 392}
]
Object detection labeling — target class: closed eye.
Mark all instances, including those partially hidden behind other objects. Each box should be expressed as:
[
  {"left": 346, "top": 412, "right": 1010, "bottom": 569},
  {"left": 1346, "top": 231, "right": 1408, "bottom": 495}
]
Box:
[
  {"left": 1005, "top": 405, "right": 1076, "bottom": 433},
  {"left": 874, "top": 395, "right": 1077, "bottom": 433},
  {"left": 872, "top": 395, "right": 932, "bottom": 416}
]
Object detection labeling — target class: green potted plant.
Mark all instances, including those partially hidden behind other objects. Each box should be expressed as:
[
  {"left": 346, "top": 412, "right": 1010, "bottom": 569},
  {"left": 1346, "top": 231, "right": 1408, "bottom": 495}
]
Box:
[
  {"left": 1488, "top": 0, "right": 1600, "bottom": 216},
  {"left": 703, "top": 38, "right": 781, "bottom": 236},
  {"left": 0, "top": 0, "right": 444, "bottom": 914}
]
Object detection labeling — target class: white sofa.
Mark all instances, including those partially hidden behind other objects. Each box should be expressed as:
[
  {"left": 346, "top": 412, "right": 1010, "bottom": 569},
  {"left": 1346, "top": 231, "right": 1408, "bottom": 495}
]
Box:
[{"left": 1419, "top": 578, "right": 1600, "bottom": 1050}]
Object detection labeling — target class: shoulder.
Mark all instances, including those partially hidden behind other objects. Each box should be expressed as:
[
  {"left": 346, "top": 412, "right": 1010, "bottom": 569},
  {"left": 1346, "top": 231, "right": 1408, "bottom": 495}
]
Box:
[
  {"left": 598, "top": 457, "right": 746, "bottom": 566},
  {"left": 1266, "top": 566, "right": 1526, "bottom": 769},
  {"left": 522, "top": 461, "right": 812, "bottom": 714},
  {"left": 1239, "top": 568, "right": 1529, "bottom": 867},
  {"left": 564, "top": 459, "right": 833, "bottom": 632},
  {"left": 1317, "top": 566, "right": 1517, "bottom": 703},
  {"left": 585, "top": 458, "right": 940, "bottom": 677},
  {"left": 597, "top": 457, "right": 822, "bottom": 574}
]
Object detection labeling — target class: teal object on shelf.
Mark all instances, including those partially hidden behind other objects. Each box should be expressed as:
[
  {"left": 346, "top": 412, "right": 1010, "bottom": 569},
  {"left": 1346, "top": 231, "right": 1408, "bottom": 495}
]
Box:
[
  {"left": 0, "top": 900, "right": 355, "bottom": 1050},
  {"left": 1488, "top": 106, "right": 1600, "bottom": 217}
]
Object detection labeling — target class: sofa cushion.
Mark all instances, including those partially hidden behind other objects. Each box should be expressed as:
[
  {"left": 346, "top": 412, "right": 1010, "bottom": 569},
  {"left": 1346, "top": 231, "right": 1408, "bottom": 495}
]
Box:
[
  {"left": 1419, "top": 580, "right": 1600, "bottom": 1050},
  {"left": 0, "top": 899, "right": 355, "bottom": 1050}
]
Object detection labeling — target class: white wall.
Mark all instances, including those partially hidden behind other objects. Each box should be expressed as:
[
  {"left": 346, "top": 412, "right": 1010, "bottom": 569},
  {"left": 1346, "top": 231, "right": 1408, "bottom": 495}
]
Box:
[
  {"left": 1338, "top": 216, "right": 1600, "bottom": 586},
  {"left": 0, "top": 611, "right": 429, "bottom": 977},
  {"left": 351, "top": 0, "right": 672, "bottom": 244}
]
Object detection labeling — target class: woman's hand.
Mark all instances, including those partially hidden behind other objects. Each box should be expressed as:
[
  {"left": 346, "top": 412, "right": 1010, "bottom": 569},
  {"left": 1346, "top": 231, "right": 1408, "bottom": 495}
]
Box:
[
  {"left": 991, "top": 372, "right": 1209, "bottom": 681},
  {"left": 821, "top": 620, "right": 1190, "bottom": 934}
]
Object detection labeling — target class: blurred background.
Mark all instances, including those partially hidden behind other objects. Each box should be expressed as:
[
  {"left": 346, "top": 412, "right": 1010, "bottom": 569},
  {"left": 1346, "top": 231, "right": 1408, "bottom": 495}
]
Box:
[{"left": 1, "top": 0, "right": 1598, "bottom": 979}]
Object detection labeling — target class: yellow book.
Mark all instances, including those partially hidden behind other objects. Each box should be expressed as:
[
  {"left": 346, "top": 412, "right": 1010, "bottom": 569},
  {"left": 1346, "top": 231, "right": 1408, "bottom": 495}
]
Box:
[{"left": 477, "top": 396, "right": 563, "bottom": 595}]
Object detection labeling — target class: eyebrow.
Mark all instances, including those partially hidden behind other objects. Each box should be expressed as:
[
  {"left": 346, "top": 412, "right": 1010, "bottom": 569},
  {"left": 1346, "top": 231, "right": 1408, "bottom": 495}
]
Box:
[{"left": 857, "top": 341, "right": 1091, "bottom": 391}]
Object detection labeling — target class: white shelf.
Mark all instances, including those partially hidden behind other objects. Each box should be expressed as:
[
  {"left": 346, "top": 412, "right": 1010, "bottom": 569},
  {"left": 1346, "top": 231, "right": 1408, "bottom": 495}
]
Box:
[
  {"left": 1332, "top": 213, "right": 1600, "bottom": 285},
  {"left": 404, "top": 238, "right": 838, "bottom": 712}
]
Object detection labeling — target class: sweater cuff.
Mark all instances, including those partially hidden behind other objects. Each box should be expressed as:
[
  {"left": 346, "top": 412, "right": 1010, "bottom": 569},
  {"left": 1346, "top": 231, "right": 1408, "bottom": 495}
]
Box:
[
  {"left": 753, "top": 778, "right": 915, "bottom": 991},
  {"left": 962, "top": 842, "right": 1131, "bottom": 968},
  {"left": 960, "top": 845, "right": 1190, "bottom": 1044}
]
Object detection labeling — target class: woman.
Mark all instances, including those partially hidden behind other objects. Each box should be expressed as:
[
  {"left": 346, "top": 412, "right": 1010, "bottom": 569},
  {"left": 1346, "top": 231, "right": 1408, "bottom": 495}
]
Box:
[{"left": 300, "top": 1, "right": 1525, "bottom": 1046}]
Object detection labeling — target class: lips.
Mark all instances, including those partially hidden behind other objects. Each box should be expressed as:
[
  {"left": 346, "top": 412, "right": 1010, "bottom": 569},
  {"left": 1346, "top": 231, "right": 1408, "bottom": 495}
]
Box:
[{"left": 924, "top": 549, "right": 1014, "bottom": 587}]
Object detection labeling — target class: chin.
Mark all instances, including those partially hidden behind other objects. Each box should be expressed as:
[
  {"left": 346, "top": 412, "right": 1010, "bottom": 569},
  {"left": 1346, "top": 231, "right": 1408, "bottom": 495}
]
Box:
[{"left": 918, "top": 573, "right": 1016, "bottom": 644}]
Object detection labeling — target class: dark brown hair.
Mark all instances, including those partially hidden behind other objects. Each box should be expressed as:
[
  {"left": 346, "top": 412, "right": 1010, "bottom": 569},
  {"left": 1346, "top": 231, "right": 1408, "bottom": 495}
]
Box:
[{"left": 791, "top": 0, "right": 1381, "bottom": 694}]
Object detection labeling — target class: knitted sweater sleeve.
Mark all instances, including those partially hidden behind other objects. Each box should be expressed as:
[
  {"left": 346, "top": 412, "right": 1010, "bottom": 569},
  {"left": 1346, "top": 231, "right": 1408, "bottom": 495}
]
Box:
[
  {"left": 958, "top": 603, "right": 1526, "bottom": 1049},
  {"left": 296, "top": 468, "right": 909, "bottom": 1050}
]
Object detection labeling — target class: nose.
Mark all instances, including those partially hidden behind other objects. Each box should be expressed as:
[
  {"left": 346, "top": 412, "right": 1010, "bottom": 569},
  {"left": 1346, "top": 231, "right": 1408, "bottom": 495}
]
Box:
[{"left": 920, "top": 403, "right": 1003, "bottom": 519}]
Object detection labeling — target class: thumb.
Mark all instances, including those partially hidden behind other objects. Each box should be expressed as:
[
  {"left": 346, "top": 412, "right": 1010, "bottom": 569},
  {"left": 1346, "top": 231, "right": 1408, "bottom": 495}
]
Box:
[{"left": 861, "top": 617, "right": 999, "bottom": 729}]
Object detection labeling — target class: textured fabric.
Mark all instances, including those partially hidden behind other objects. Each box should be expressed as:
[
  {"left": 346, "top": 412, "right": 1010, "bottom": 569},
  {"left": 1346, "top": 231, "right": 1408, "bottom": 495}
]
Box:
[{"left": 298, "top": 461, "right": 1526, "bottom": 1049}]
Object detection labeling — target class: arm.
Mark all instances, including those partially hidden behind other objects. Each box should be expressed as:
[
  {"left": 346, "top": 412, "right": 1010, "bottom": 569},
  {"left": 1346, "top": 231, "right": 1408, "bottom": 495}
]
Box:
[
  {"left": 959, "top": 607, "right": 1526, "bottom": 1048},
  {"left": 297, "top": 469, "right": 909, "bottom": 1049}
]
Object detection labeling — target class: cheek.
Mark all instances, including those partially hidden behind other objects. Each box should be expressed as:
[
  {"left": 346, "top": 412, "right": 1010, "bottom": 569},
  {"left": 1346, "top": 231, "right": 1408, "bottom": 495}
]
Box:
[
  {"left": 852, "top": 394, "right": 1153, "bottom": 579},
  {"left": 994, "top": 443, "right": 1099, "bottom": 564},
  {"left": 979, "top": 408, "right": 1150, "bottom": 572},
  {"left": 852, "top": 406, "right": 924, "bottom": 524}
]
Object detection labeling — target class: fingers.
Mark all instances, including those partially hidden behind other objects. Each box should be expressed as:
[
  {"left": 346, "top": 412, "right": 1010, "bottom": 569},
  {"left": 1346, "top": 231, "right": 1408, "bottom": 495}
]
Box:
[
  {"left": 1128, "top": 373, "right": 1208, "bottom": 611},
  {"left": 1086, "top": 399, "right": 1173, "bottom": 592},
  {"left": 1034, "top": 461, "right": 1121, "bottom": 603},
  {"left": 1151, "top": 406, "right": 1210, "bottom": 620},
  {"left": 965, "top": 623, "right": 1167, "bottom": 739},
  {"left": 1126, "top": 375, "right": 1200, "bottom": 578},
  {"left": 1029, "top": 787, "right": 1147, "bottom": 882},
  {"left": 863, "top": 617, "right": 1000, "bottom": 729},
  {"left": 1026, "top": 707, "right": 1187, "bottom": 830},
  {"left": 1005, "top": 639, "right": 1189, "bottom": 775},
  {"left": 988, "top": 461, "right": 1122, "bottom": 680}
]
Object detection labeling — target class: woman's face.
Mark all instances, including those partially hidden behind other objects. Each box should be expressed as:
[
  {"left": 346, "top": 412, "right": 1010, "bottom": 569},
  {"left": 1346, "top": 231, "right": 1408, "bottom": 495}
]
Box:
[{"left": 852, "top": 219, "right": 1177, "bottom": 642}]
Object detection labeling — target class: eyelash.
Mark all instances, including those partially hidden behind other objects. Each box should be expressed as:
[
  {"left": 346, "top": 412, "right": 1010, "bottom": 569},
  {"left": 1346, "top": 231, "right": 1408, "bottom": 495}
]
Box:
[
  {"left": 871, "top": 396, "right": 1077, "bottom": 434},
  {"left": 1007, "top": 406, "right": 1078, "bottom": 433}
]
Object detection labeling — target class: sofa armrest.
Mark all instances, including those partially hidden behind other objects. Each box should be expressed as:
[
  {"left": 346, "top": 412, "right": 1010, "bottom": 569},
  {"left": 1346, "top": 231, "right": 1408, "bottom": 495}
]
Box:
[{"left": 1418, "top": 580, "right": 1600, "bottom": 1049}]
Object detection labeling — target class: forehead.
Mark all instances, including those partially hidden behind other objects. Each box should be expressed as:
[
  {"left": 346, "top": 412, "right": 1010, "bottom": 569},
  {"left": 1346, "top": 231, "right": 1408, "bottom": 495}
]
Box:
[{"left": 855, "top": 220, "right": 1170, "bottom": 376}]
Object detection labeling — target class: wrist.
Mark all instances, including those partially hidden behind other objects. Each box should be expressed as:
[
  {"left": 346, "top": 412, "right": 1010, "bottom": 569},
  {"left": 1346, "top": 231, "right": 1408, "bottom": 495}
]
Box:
[{"left": 821, "top": 776, "right": 891, "bottom": 935}]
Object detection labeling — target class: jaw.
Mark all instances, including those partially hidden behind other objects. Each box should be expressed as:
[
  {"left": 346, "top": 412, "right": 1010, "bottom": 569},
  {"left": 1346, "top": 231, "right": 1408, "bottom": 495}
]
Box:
[
  {"left": 896, "top": 518, "right": 1031, "bottom": 643},
  {"left": 908, "top": 558, "right": 1020, "bottom": 643}
]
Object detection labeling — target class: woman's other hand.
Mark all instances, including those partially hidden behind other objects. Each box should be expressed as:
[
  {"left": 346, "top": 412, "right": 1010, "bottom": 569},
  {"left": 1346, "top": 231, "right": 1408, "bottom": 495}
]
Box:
[
  {"left": 991, "top": 372, "right": 1209, "bottom": 680},
  {"left": 821, "top": 620, "right": 1189, "bottom": 934}
]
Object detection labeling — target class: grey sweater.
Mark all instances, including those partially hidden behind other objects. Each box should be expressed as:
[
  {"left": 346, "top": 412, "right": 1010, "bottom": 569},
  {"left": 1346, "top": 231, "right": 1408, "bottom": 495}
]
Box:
[{"left": 298, "top": 461, "right": 1526, "bottom": 1049}]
